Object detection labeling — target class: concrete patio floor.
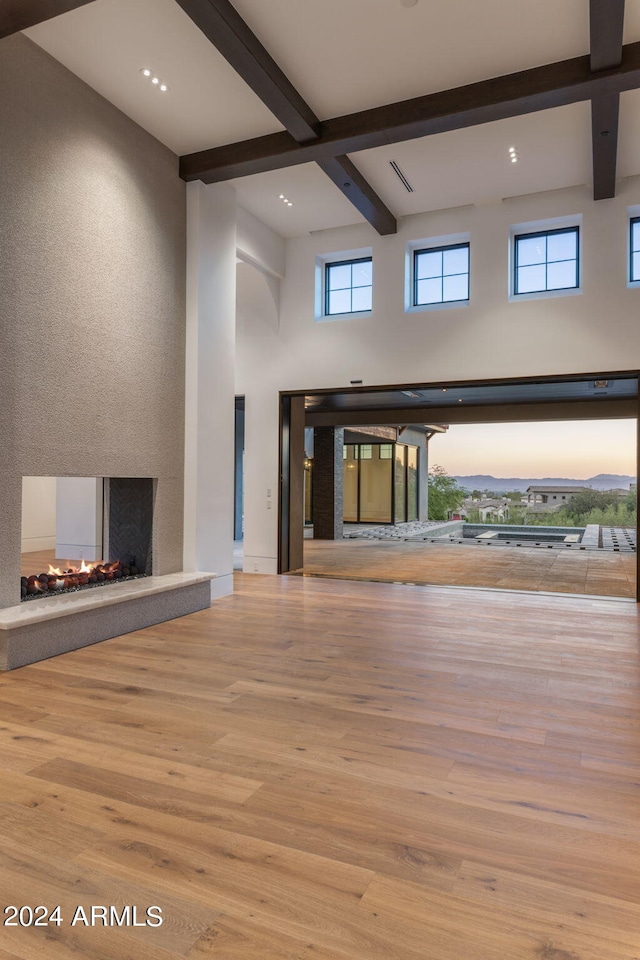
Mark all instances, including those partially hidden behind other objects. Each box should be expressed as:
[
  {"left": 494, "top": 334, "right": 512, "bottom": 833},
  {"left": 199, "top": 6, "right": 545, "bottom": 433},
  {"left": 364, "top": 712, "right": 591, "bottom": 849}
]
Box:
[{"left": 302, "top": 537, "right": 636, "bottom": 599}]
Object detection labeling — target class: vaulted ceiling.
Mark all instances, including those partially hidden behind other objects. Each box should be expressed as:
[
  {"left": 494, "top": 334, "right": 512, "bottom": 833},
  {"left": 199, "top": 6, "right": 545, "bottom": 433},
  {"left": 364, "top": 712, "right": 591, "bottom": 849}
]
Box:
[{"left": 7, "top": 0, "right": 640, "bottom": 237}]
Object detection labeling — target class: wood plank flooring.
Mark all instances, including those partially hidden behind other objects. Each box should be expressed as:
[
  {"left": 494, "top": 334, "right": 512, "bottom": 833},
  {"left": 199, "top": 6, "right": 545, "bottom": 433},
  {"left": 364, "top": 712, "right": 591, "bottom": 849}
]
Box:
[
  {"left": 0, "top": 572, "right": 640, "bottom": 958},
  {"left": 21, "top": 550, "right": 91, "bottom": 578},
  {"left": 303, "top": 537, "right": 637, "bottom": 598}
]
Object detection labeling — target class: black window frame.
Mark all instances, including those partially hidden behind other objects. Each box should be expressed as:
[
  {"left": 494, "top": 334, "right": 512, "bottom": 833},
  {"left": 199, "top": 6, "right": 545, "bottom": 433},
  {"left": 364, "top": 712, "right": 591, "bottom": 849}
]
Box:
[
  {"left": 324, "top": 256, "right": 373, "bottom": 317},
  {"left": 630, "top": 217, "right": 640, "bottom": 282},
  {"left": 513, "top": 225, "right": 580, "bottom": 296},
  {"left": 413, "top": 241, "right": 470, "bottom": 307}
]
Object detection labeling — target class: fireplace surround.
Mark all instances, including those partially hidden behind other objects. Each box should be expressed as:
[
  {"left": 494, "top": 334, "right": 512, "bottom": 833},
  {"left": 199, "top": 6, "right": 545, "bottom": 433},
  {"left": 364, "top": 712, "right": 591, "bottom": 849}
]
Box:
[
  {"left": 0, "top": 35, "right": 219, "bottom": 669},
  {"left": 1, "top": 474, "right": 214, "bottom": 670},
  {"left": 1, "top": 473, "right": 214, "bottom": 670}
]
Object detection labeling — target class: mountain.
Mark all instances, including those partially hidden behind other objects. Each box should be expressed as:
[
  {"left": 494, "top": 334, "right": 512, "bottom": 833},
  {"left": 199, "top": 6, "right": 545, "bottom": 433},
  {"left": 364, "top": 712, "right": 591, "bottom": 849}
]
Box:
[{"left": 452, "top": 474, "right": 636, "bottom": 493}]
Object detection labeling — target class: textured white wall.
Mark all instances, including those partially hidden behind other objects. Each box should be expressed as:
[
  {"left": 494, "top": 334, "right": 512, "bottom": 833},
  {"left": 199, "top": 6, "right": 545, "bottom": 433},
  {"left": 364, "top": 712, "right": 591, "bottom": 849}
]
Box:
[
  {"left": 236, "top": 178, "right": 640, "bottom": 569},
  {"left": 184, "top": 182, "right": 237, "bottom": 597},
  {"left": 0, "top": 36, "right": 186, "bottom": 607}
]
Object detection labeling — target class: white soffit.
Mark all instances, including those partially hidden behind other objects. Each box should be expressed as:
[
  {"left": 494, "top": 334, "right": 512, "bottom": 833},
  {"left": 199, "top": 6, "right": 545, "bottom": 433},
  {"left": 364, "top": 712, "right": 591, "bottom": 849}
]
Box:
[
  {"left": 618, "top": 89, "right": 640, "bottom": 181},
  {"left": 231, "top": 0, "right": 592, "bottom": 118},
  {"left": 352, "top": 103, "right": 594, "bottom": 217},
  {"left": 230, "top": 163, "right": 366, "bottom": 237},
  {"left": 25, "top": 0, "right": 284, "bottom": 154}
]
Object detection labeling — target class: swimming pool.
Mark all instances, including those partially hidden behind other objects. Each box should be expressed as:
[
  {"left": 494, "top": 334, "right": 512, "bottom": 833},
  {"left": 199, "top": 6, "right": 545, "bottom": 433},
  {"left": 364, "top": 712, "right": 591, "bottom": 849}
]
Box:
[{"left": 462, "top": 523, "right": 584, "bottom": 543}]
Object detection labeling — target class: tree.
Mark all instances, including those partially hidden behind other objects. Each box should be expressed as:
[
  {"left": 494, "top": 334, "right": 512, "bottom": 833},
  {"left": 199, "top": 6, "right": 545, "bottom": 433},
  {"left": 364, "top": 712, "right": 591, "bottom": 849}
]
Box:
[
  {"left": 428, "top": 465, "right": 465, "bottom": 521},
  {"left": 625, "top": 487, "right": 637, "bottom": 512},
  {"left": 564, "top": 489, "right": 620, "bottom": 519}
]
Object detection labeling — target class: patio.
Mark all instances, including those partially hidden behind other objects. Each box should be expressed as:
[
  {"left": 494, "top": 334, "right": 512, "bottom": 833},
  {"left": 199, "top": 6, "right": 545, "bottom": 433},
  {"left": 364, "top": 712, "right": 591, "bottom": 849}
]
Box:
[{"left": 302, "top": 537, "right": 636, "bottom": 599}]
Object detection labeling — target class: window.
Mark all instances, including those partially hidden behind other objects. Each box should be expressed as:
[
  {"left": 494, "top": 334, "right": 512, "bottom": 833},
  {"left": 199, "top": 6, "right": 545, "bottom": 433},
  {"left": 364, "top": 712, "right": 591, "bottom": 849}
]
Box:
[
  {"left": 413, "top": 243, "right": 469, "bottom": 305},
  {"left": 513, "top": 227, "right": 579, "bottom": 295},
  {"left": 630, "top": 218, "right": 640, "bottom": 282},
  {"left": 325, "top": 257, "right": 372, "bottom": 316}
]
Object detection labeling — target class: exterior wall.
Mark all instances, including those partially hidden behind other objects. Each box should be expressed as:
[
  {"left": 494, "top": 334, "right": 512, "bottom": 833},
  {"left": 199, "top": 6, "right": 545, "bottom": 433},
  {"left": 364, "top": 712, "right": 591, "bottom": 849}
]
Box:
[
  {"left": 236, "top": 177, "right": 640, "bottom": 570},
  {"left": 312, "top": 428, "right": 344, "bottom": 540},
  {"left": 0, "top": 35, "right": 186, "bottom": 608}
]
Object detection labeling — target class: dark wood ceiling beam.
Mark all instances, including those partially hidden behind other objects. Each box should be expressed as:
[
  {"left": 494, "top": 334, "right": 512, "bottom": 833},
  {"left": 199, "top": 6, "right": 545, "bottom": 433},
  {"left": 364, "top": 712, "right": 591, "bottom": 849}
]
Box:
[
  {"left": 0, "top": 0, "right": 97, "bottom": 38},
  {"left": 590, "top": 0, "right": 625, "bottom": 201},
  {"left": 306, "top": 398, "right": 636, "bottom": 428},
  {"left": 590, "top": 0, "right": 625, "bottom": 72},
  {"left": 591, "top": 92, "right": 620, "bottom": 200},
  {"left": 180, "top": 41, "right": 640, "bottom": 183},
  {"left": 316, "top": 155, "right": 397, "bottom": 235},
  {"left": 174, "top": 0, "right": 396, "bottom": 233}
]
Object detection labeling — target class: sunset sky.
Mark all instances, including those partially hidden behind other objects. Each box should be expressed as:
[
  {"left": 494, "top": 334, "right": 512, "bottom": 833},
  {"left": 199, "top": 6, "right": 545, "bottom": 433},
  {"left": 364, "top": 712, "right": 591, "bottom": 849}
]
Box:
[{"left": 429, "top": 419, "right": 636, "bottom": 479}]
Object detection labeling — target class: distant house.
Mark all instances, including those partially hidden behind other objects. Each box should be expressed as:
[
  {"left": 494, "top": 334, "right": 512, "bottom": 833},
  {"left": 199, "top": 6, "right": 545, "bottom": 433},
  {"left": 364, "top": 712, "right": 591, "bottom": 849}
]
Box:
[
  {"left": 460, "top": 496, "right": 510, "bottom": 522},
  {"left": 525, "top": 485, "right": 590, "bottom": 511}
]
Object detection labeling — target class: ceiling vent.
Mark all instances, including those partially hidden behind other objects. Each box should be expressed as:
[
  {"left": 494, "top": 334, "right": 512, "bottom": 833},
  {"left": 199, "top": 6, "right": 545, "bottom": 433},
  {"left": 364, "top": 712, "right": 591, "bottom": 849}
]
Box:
[{"left": 389, "top": 160, "right": 414, "bottom": 193}]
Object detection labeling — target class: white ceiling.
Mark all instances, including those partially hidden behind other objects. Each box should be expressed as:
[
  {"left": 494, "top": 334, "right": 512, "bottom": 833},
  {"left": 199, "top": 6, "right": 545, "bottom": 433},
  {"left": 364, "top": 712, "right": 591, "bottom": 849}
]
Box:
[
  {"left": 23, "top": 0, "right": 640, "bottom": 237},
  {"left": 26, "top": 0, "right": 283, "bottom": 154},
  {"left": 232, "top": 0, "right": 593, "bottom": 118}
]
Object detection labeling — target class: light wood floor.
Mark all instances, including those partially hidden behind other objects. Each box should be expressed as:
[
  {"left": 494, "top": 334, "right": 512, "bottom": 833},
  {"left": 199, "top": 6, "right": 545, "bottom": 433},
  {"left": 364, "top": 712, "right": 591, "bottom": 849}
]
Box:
[
  {"left": 303, "top": 537, "right": 637, "bottom": 599},
  {"left": 1, "top": 572, "right": 640, "bottom": 958},
  {"left": 21, "top": 549, "right": 90, "bottom": 577}
]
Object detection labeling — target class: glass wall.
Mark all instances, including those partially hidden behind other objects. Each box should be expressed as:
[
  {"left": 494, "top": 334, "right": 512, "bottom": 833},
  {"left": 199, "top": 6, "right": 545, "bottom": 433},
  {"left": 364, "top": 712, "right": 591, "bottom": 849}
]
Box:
[
  {"left": 359, "top": 444, "right": 393, "bottom": 523},
  {"left": 394, "top": 445, "right": 407, "bottom": 523},
  {"left": 340, "top": 442, "right": 418, "bottom": 525},
  {"left": 407, "top": 446, "right": 418, "bottom": 522},
  {"left": 343, "top": 445, "right": 359, "bottom": 522}
]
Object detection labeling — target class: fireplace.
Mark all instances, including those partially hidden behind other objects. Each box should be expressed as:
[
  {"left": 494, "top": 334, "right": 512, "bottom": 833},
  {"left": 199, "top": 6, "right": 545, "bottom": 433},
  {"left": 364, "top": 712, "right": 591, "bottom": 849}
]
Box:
[
  {"left": 21, "top": 477, "right": 154, "bottom": 601},
  {"left": 0, "top": 475, "right": 214, "bottom": 670}
]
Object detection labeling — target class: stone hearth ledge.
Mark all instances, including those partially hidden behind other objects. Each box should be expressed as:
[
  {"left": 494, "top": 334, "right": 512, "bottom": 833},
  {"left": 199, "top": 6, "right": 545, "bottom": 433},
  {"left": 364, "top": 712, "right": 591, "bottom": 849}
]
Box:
[{"left": 0, "top": 572, "right": 216, "bottom": 671}]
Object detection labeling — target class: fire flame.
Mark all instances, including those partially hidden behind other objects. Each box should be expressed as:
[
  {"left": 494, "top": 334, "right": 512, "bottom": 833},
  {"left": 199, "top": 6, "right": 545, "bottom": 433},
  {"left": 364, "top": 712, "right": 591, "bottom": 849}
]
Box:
[{"left": 47, "top": 559, "right": 120, "bottom": 576}]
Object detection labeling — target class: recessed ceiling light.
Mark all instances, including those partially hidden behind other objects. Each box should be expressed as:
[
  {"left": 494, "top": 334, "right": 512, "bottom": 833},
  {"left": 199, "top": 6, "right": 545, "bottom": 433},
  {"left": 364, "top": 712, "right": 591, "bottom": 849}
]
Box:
[
  {"left": 140, "top": 69, "right": 170, "bottom": 93},
  {"left": 508, "top": 145, "right": 519, "bottom": 163},
  {"left": 279, "top": 194, "right": 285, "bottom": 199}
]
